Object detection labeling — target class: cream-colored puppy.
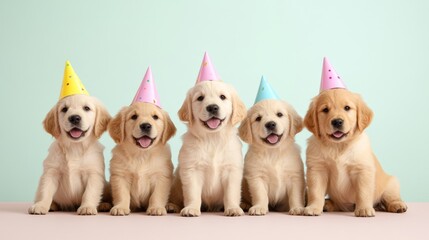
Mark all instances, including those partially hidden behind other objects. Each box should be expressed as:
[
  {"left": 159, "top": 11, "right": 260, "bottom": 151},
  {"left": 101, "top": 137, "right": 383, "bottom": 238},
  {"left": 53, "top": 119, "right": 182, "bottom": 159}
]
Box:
[
  {"left": 29, "top": 94, "right": 111, "bottom": 215},
  {"left": 303, "top": 89, "right": 407, "bottom": 217},
  {"left": 169, "top": 81, "right": 246, "bottom": 217},
  {"left": 108, "top": 102, "right": 176, "bottom": 216},
  {"left": 239, "top": 99, "right": 305, "bottom": 216}
]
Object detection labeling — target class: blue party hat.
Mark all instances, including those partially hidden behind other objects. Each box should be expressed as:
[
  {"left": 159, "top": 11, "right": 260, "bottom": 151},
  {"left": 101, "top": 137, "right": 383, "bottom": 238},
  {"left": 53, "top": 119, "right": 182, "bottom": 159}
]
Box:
[{"left": 254, "top": 76, "right": 280, "bottom": 104}]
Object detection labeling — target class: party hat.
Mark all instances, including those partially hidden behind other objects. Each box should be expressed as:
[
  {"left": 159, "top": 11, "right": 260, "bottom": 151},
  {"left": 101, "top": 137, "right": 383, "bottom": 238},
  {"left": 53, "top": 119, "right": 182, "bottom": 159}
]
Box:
[
  {"left": 196, "top": 52, "right": 221, "bottom": 84},
  {"left": 254, "top": 76, "right": 280, "bottom": 104},
  {"left": 320, "top": 57, "right": 346, "bottom": 92},
  {"left": 59, "top": 61, "right": 89, "bottom": 99},
  {"left": 132, "top": 66, "right": 161, "bottom": 108}
]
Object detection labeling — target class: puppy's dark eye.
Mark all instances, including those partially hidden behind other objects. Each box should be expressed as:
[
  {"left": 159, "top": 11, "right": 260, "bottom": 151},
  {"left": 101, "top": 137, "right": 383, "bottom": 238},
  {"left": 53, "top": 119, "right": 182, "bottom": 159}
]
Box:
[
  {"left": 344, "top": 106, "right": 351, "bottom": 111},
  {"left": 220, "top": 95, "right": 226, "bottom": 100},
  {"left": 152, "top": 115, "right": 159, "bottom": 120},
  {"left": 61, "top": 107, "right": 68, "bottom": 113},
  {"left": 131, "top": 114, "right": 138, "bottom": 120},
  {"left": 83, "top": 106, "right": 91, "bottom": 111},
  {"left": 322, "top": 107, "right": 329, "bottom": 113},
  {"left": 277, "top": 112, "right": 283, "bottom": 117},
  {"left": 197, "top": 96, "right": 204, "bottom": 101},
  {"left": 255, "top": 116, "right": 262, "bottom": 122}
]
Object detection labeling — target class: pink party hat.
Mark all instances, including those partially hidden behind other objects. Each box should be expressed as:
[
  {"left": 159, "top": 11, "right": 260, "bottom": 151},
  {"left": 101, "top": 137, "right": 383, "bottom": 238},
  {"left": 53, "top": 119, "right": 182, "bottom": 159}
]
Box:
[
  {"left": 132, "top": 66, "right": 161, "bottom": 108},
  {"left": 196, "top": 52, "right": 221, "bottom": 84},
  {"left": 320, "top": 57, "right": 347, "bottom": 92}
]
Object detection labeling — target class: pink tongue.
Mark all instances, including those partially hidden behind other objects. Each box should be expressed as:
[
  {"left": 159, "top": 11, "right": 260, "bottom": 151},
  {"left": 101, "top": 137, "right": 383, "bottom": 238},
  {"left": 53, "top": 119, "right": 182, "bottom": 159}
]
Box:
[
  {"left": 206, "top": 118, "right": 221, "bottom": 129},
  {"left": 138, "top": 136, "right": 152, "bottom": 148},
  {"left": 333, "top": 131, "right": 344, "bottom": 138},
  {"left": 267, "top": 134, "right": 279, "bottom": 144},
  {"left": 70, "top": 129, "right": 83, "bottom": 138}
]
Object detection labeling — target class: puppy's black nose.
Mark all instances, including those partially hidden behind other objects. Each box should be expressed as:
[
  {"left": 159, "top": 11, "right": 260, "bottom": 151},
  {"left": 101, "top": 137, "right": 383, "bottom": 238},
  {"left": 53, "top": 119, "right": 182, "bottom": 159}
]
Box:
[
  {"left": 206, "top": 104, "right": 219, "bottom": 115},
  {"left": 331, "top": 118, "right": 344, "bottom": 128},
  {"left": 140, "top": 123, "right": 152, "bottom": 132},
  {"left": 265, "top": 121, "right": 276, "bottom": 131},
  {"left": 68, "top": 115, "right": 81, "bottom": 125}
]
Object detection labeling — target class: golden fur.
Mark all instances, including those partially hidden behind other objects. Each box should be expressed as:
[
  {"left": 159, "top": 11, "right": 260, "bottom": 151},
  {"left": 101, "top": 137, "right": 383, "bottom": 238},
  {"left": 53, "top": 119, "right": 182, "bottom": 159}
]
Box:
[
  {"left": 108, "top": 102, "right": 176, "bottom": 216},
  {"left": 29, "top": 94, "right": 111, "bottom": 215},
  {"left": 239, "top": 99, "right": 305, "bottom": 215},
  {"left": 168, "top": 81, "right": 247, "bottom": 217},
  {"left": 303, "top": 89, "right": 407, "bottom": 217}
]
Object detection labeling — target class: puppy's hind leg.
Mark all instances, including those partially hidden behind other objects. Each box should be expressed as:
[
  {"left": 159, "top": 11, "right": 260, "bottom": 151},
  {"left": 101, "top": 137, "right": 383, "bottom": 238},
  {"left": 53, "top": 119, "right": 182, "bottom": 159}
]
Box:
[{"left": 381, "top": 176, "right": 407, "bottom": 213}]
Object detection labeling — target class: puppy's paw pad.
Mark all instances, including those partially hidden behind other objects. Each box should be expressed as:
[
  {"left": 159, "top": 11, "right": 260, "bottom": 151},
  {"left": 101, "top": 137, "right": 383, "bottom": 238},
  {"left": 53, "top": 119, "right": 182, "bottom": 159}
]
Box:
[
  {"left": 304, "top": 206, "right": 322, "bottom": 216},
  {"left": 98, "top": 202, "right": 112, "bottom": 212},
  {"left": 166, "top": 203, "right": 180, "bottom": 213},
  {"left": 77, "top": 206, "right": 98, "bottom": 215},
  {"left": 248, "top": 206, "right": 268, "bottom": 216},
  {"left": 225, "top": 207, "right": 244, "bottom": 217},
  {"left": 289, "top": 207, "right": 304, "bottom": 215},
  {"left": 147, "top": 207, "right": 167, "bottom": 216},
  {"left": 180, "top": 207, "right": 201, "bottom": 217},
  {"left": 110, "top": 206, "right": 130, "bottom": 216},
  {"left": 28, "top": 204, "right": 49, "bottom": 215},
  {"left": 354, "top": 207, "right": 375, "bottom": 217},
  {"left": 388, "top": 201, "right": 407, "bottom": 213}
]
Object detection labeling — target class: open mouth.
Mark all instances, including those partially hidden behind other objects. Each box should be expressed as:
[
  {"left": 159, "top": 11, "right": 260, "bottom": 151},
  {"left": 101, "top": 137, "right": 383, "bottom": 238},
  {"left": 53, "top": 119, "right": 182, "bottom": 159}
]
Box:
[
  {"left": 67, "top": 128, "right": 87, "bottom": 140},
  {"left": 262, "top": 134, "right": 283, "bottom": 145},
  {"left": 135, "top": 136, "right": 155, "bottom": 149},
  {"left": 329, "top": 131, "right": 348, "bottom": 140},
  {"left": 202, "top": 117, "right": 225, "bottom": 130}
]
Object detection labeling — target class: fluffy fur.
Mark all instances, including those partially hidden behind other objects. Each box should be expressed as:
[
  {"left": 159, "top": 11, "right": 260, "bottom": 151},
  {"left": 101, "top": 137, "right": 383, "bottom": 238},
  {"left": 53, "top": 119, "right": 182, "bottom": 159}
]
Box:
[
  {"left": 168, "top": 81, "right": 246, "bottom": 217},
  {"left": 108, "top": 102, "right": 176, "bottom": 216},
  {"left": 239, "top": 99, "right": 305, "bottom": 215},
  {"left": 303, "top": 89, "right": 407, "bottom": 217},
  {"left": 29, "top": 94, "right": 111, "bottom": 215}
]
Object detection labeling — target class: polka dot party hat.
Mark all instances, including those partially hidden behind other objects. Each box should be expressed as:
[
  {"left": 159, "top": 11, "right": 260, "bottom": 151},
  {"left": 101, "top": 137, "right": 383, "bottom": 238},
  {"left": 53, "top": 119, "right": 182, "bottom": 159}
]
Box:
[
  {"left": 254, "top": 76, "right": 280, "bottom": 104},
  {"left": 131, "top": 66, "right": 161, "bottom": 108},
  {"left": 59, "top": 60, "right": 89, "bottom": 99},
  {"left": 320, "top": 57, "right": 347, "bottom": 92},
  {"left": 195, "top": 52, "right": 222, "bottom": 84}
]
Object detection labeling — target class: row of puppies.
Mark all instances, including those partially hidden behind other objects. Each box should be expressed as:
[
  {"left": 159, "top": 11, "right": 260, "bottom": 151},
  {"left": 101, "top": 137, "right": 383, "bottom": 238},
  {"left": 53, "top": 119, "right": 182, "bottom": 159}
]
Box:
[{"left": 29, "top": 80, "right": 407, "bottom": 217}]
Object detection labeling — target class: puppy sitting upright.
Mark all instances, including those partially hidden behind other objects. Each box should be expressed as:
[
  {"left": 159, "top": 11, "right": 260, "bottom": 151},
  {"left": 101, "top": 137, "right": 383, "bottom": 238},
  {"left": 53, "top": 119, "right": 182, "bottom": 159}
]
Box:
[
  {"left": 29, "top": 61, "right": 111, "bottom": 215},
  {"left": 169, "top": 53, "right": 247, "bottom": 217},
  {"left": 304, "top": 58, "right": 407, "bottom": 217},
  {"left": 239, "top": 77, "right": 305, "bottom": 216},
  {"left": 108, "top": 67, "right": 176, "bottom": 216}
]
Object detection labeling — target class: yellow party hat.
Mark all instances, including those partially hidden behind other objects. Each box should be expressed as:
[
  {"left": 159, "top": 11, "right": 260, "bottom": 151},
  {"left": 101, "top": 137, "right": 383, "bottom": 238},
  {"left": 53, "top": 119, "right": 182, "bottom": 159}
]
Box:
[{"left": 59, "top": 60, "right": 89, "bottom": 99}]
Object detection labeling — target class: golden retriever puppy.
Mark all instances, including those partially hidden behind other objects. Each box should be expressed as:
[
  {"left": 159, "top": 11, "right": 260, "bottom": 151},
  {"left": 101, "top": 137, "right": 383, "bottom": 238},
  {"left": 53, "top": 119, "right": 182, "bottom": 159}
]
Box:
[
  {"left": 28, "top": 94, "right": 111, "bottom": 215},
  {"left": 239, "top": 99, "right": 305, "bottom": 216},
  {"left": 303, "top": 89, "right": 407, "bottom": 217},
  {"left": 108, "top": 102, "right": 176, "bottom": 216},
  {"left": 169, "top": 81, "right": 246, "bottom": 217}
]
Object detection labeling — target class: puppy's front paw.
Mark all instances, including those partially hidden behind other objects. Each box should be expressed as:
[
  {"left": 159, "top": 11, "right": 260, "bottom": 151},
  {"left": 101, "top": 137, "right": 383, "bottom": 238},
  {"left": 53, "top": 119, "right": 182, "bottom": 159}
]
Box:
[
  {"left": 225, "top": 207, "right": 244, "bottom": 217},
  {"left": 304, "top": 206, "right": 323, "bottom": 216},
  {"left": 248, "top": 206, "right": 268, "bottom": 216},
  {"left": 77, "top": 206, "right": 98, "bottom": 215},
  {"left": 289, "top": 207, "right": 304, "bottom": 215},
  {"left": 110, "top": 206, "right": 130, "bottom": 216},
  {"left": 387, "top": 201, "right": 407, "bottom": 213},
  {"left": 147, "top": 207, "right": 167, "bottom": 216},
  {"left": 166, "top": 203, "right": 180, "bottom": 213},
  {"left": 354, "top": 207, "right": 375, "bottom": 217},
  {"left": 180, "top": 207, "right": 201, "bottom": 217},
  {"left": 28, "top": 203, "right": 49, "bottom": 215}
]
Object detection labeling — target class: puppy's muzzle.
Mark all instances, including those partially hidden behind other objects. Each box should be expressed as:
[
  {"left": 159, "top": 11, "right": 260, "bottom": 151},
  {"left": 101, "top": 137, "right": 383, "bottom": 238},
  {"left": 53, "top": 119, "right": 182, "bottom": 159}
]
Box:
[
  {"left": 331, "top": 118, "right": 344, "bottom": 129},
  {"left": 68, "top": 115, "right": 81, "bottom": 126},
  {"left": 140, "top": 123, "right": 152, "bottom": 133},
  {"left": 265, "top": 121, "right": 277, "bottom": 131},
  {"left": 206, "top": 104, "right": 219, "bottom": 116}
]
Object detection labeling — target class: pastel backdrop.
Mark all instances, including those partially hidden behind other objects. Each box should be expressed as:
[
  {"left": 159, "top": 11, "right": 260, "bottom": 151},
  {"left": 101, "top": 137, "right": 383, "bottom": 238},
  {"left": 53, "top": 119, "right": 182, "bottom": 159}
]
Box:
[{"left": 1, "top": 0, "right": 428, "bottom": 202}]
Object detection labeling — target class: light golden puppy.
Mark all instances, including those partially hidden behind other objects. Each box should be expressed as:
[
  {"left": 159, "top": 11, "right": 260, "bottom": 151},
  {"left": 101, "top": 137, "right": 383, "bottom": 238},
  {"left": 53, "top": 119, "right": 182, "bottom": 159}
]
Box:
[
  {"left": 168, "top": 81, "right": 246, "bottom": 217},
  {"left": 28, "top": 94, "right": 111, "bottom": 215},
  {"left": 239, "top": 99, "right": 305, "bottom": 216},
  {"left": 108, "top": 102, "right": 176, "bottom": 216},
  {"left": 303, "top": 89, "right": 407, "bottom": 217}
]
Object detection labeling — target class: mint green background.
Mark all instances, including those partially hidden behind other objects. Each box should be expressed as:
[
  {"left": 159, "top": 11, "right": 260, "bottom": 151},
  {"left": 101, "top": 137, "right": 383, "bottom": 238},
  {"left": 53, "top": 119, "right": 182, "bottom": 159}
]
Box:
[{"left": 1, "top": 0, "right": 428, "bottom": 202}]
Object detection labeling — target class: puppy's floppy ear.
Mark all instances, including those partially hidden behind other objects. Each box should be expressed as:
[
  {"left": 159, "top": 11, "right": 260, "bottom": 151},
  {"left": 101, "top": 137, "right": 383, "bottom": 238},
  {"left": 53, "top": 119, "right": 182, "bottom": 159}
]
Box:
[
  {"left": 356, "top": 94, "right": 373, "bottom": 132},
  {"left": 230, "top": 89, "right": 247, "bottom": 125},
  {"left": 304, "top": 98, "right": 320, "bottom": 137},
  {"left": 161, "top": 110, "right": 177, "bottom": 144},
  {"left": 284, "top": 102, "right": 303, "bottom": 137},
  {"left": 94, "top": 101, "right": 111, "bottom": 139},
  {"left": 108, "top": 107, "right": 127, "bottom": 144},
  {"left": 238, "top": 113, "right": 252, "bottom": 144},
  {"left": 178, "top": 92, "right": 193, "bottom": 124},
  {"left": 43, "top": 104, "right": 61, "bottom": 138}
]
